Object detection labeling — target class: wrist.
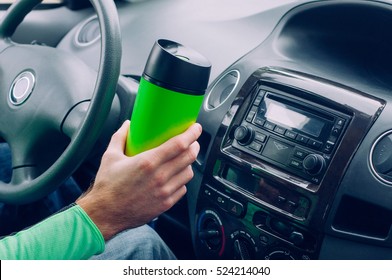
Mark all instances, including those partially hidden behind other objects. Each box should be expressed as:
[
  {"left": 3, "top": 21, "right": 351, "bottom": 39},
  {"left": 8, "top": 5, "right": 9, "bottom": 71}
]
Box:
[{"left": 76, "top": 195, "right": 118, "bottom": 241}]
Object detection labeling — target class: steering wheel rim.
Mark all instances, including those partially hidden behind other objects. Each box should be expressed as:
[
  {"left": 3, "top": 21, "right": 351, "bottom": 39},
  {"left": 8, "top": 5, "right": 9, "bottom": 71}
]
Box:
[{"left": 0, "top": 0, "right": 122, "bottom": 204}]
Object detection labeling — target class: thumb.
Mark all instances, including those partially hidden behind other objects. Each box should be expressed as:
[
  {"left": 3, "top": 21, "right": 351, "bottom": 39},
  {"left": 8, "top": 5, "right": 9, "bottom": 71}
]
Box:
[{"left": 108, "top": 120, "right": 130, "bottom": 153}]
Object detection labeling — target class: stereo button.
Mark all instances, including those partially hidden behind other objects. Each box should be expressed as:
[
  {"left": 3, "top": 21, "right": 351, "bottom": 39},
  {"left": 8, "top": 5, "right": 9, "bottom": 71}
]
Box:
[
  {"left": 274, "top": 126, "right": 286, "bottom": 135},
  {"left": 323, "top": 141, "right": 335, "bottom": 154},
  {"left": 246, "top": 106, "right": 258, "bottom": 122},
  {"left": 255, "top": 132, "right": 267, "bottom": 143},
  {"left": 246, "top": 111, "right": 256, "bottom": 122},
  {"left": 296, "top": 135, "right": 309, "bottom": 144},
  {"left": 336, "top": 118, "right": 345, "bottom": 127},
  {"left": 285, "top": 131, "right": 297, "bottom": 140},
  {"left": 331, "top": 126, "right": 342, "bottom": 136},
  {"left": 290, "top": 159, "right": 303, "bottom": 169},
  {"left": 254, "top": 96, "right": 263, "bottom": 106},
  {"left": 264, "top": 121, "right": 276, "bottom": 131},
  {"left": 248, "top": 141, "right": 262, "bottom": 152},
  {"left": 294, "top": 149, "right": 308, "bottom": 159},
  {"left": 253, "top": 118, "right": 265, "bottom": 127},
  {"left": 308, "top": 139, "right": 323, "bottom": 150}
]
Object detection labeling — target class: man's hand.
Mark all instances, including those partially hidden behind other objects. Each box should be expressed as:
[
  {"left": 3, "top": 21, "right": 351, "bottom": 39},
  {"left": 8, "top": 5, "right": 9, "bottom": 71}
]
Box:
[{"left": 77, "top": 120, "right": 202, "bottom": 240}]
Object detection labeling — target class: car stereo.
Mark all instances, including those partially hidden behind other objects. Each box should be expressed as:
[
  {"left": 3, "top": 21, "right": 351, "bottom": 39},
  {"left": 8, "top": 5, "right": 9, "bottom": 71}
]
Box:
[{"left": 232, "top": 89, "right": 350, "bottom": 184}]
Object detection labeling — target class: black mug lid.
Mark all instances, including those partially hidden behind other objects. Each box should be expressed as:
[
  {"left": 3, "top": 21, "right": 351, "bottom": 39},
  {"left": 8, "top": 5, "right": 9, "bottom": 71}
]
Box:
[{"left": 143, "top": 39, "right": 211, "bottom": 95}]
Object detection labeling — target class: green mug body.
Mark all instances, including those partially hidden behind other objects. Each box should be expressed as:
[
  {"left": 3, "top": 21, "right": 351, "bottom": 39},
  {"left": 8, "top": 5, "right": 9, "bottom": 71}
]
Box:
[
  {"left": 125, "top": 39, "right": 211, "bottom": 156},
  {"left": 126, "top": 77, "right": 204, "bottom": 156}
]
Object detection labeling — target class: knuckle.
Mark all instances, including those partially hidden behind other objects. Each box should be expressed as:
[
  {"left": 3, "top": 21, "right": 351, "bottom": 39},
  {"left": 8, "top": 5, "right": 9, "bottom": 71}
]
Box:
[
  {"left": 137, "top": 157, "right": 155, "bottom": 172},
  {"left": 159, "top": 186, "right": 187, "bottom": 212},
  {"left": 187, "top": 143, "right": 199, "bottom": 162},
  {"left": 185, "top": 166, "right": 194, "bottom": 181},
  {"left": 102, "top": 149, "right": 116, "bottom": 163},
  {"left": 109, "top": 132, "right": 118, "bottom": 143},
  {"left": 153, "top": 172, "right": 167, "bottom": 187},
  {"left": 156, "top": 187, "right": 171, "bottom": 200},
  {"left": 173, "top": 138, "right": 189, "bottom": 153},
  {"left": 161, "top": 197, "right": 175, "bottom": 211}
]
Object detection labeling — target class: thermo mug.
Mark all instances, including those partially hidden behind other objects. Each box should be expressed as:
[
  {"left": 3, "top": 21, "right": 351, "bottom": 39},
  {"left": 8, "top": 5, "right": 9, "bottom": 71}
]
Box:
[{"left": 125, "top": 39, "right": 211, "bottom": 156}]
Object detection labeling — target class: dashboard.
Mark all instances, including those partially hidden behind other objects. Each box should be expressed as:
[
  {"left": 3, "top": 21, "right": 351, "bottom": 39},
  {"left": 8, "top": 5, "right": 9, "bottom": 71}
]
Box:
[
  {"left": 184, "top": 0, "right": 392, "bottom": 259},
  {"left": 4, "top": 0, "right": 392, "bottom": 259}
]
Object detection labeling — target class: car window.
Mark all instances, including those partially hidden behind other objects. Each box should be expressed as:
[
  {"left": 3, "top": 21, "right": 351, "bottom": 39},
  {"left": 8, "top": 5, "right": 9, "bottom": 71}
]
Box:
[
  {"left": 0, "top": 0, "right": 64, "bottom": 10},
  {"left": 0, "top": 0, "right": 63, "bottom": 3}
]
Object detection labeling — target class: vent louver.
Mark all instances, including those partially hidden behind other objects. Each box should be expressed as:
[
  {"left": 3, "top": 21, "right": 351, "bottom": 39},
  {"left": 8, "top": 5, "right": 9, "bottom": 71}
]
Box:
[{"left": 76, "top": 17, "right": 100, "bottom": 45}]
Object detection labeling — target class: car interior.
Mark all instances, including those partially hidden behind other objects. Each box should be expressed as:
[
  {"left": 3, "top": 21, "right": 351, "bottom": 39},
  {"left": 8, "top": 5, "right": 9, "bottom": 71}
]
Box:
[{"left": 1, "top": 0, "right": 392, "bottom": 260}]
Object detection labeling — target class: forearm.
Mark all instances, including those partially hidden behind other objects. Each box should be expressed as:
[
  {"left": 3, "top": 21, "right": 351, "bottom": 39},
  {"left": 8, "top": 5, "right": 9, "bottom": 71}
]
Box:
[
  {"left": 77, "top": 193, "right": 120, "bottom": 241},
  {"left": 0, "top": 204, "right": 105, "bottom": 260}
]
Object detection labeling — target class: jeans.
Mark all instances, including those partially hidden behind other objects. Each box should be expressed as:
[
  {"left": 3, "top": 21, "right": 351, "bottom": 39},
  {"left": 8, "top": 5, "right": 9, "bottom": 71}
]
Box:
[
  {"left": 0, "top": 143, "right": 176, "bottom": 260},
  {"left": 91, "top": 225, "right": 176, "bottom": 260}
]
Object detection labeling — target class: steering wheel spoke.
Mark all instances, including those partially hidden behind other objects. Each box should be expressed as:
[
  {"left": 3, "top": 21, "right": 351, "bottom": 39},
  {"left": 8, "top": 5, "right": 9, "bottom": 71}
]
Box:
[
  {"left": 10, "top": 166, "right": 37, "bottom": 186},
  {"left": 61, "top": 101, "right": 91, "bottom": 139}
]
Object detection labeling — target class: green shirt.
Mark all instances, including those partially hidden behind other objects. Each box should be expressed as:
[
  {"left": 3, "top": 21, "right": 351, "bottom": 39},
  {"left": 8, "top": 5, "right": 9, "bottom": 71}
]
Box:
[{"left": 0, "top": 204, "right": 105, "bottom": 260}]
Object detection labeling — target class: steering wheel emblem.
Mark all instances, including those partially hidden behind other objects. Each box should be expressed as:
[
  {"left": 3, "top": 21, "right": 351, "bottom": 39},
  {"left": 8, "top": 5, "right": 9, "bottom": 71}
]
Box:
[{"left": 9, "top": 71, "right": 36, "bottom": 105}]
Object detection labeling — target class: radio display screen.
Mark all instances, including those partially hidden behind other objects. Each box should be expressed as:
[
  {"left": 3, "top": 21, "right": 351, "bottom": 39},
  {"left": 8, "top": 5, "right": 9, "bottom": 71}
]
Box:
[{"left": 262, "top": 97, "right": 325, "bottom": 138}]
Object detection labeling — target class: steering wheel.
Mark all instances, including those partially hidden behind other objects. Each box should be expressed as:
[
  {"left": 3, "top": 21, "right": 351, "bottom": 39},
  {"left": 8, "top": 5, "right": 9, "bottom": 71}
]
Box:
[{"left": 0, "top": 0, "right": 122, "bottom": 204}]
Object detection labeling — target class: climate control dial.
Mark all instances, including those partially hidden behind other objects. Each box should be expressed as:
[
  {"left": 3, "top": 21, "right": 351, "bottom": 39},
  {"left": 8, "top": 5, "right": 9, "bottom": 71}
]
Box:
[
  {"left": 265, "top": 248, "right": 295, "bottom": 260},
  {"left": 230, "top": 230, "right": 258, "bottom": 260},
  {"left": 197, "top": 210, "right": 225, "bottom": 257}
]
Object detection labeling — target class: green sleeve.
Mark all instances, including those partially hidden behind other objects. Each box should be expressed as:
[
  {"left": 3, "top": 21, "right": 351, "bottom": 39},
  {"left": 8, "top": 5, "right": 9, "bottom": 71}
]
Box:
[{"left": 0, "top": 204, "right": 105, "bottom": 260}]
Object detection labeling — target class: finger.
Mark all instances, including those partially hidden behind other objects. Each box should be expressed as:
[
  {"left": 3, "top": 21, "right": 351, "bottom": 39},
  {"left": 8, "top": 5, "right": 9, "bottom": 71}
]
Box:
[
  {"left": 173, "top": 185, "right": 187, "bottom": 203},
  {"left": 160, "top": 165, "right": 194, "bottom": 197},
  {"left": 144, "top": 123, "right": 202, "bottom": 165},
  {"left": 108, "top": 120, "right": 130, "bottom": 153},
  {"left": 174, "top": 165, "right": 194, "bottom": 187},
  {"left": 159, "top": 141, "right": 200, "bottom": 180},
  {"left": 162, "top": 185, "right": 187, "bottom": 211}
]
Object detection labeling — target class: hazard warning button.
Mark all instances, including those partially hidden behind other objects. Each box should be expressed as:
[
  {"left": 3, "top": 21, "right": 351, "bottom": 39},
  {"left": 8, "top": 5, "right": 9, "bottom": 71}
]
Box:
[{"left": 228, "top": 198, "right": 245, "bottom": 217}]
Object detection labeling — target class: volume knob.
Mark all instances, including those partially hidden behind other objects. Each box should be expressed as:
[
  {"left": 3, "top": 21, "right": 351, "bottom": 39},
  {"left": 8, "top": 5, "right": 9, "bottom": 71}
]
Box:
[
  {"left": 302, "top": 154, "right": 325, "bottom": 175},
  {"left": 234, "top": 126, "right": 254, "bottom": 145}
]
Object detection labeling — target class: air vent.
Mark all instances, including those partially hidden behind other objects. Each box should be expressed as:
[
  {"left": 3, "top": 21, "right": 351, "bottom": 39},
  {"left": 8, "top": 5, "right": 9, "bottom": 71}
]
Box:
[
  {"left": 205, "top": 70, "right": 240, "bottom": 110},
  {"left": 75, "top": 16, "right": 100, "bottom": 46},
  {"left": 370, "top": 130, "right": 392, "bottom": 184}
]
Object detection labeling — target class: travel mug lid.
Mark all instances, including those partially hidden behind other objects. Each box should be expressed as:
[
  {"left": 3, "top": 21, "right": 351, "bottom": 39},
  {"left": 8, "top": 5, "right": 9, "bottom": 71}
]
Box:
[{"left": 143, "top": 39, "right": 211, "bottom": 95}]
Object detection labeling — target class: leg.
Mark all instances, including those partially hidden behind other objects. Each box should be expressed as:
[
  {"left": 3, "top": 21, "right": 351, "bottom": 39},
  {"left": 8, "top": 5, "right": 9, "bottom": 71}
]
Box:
[
  {"left": 90, "top": 225, "right": 176, "bottom": 260},
  {"left": 0, "top": 142, "right": 11, "bottom": 183}
]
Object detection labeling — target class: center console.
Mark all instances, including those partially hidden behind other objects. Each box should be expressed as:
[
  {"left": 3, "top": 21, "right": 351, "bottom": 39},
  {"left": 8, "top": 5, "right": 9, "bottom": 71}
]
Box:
[{"left": 192, "top": 67, "right": 384, "bottom": 259}]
